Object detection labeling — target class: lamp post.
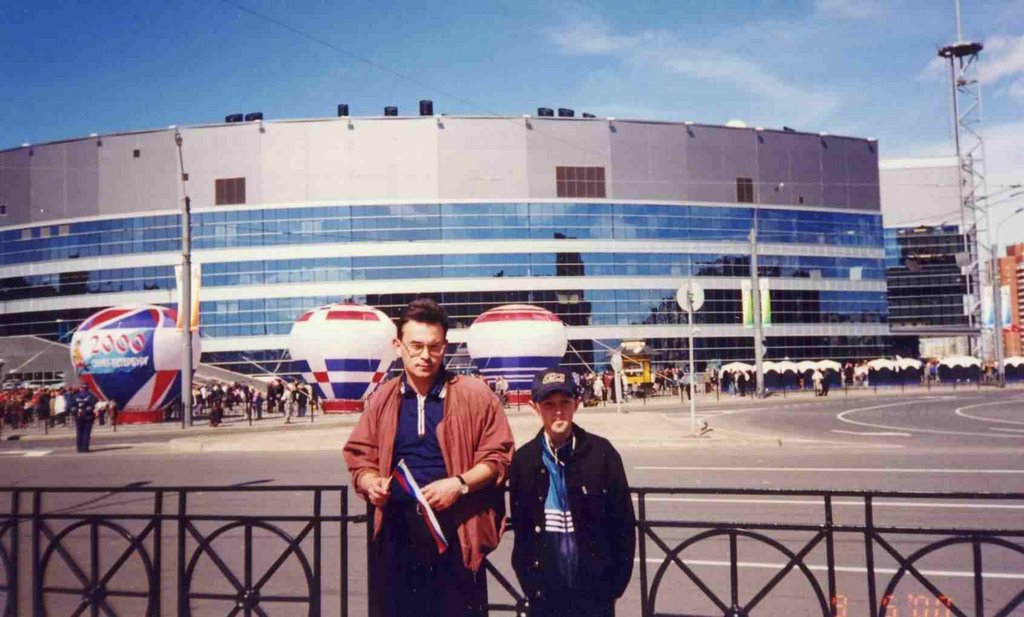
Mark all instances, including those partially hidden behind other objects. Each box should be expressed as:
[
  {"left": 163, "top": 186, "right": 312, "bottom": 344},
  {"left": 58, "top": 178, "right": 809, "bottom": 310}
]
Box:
[
  {"left": 174, "top": 130, "right": 193, "bottom": 429},
  {"left": 990, "top": 205, "right": 1024, "bottom": 386}
]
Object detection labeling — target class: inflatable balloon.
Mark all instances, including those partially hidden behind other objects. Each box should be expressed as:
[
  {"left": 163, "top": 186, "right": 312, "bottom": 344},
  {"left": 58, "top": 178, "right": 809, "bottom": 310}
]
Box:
[
  {"left": 70, "top": 305, "right": 200, "bottom": 423},
  {"left": 466, "top": 304, "right": 568, "bottom": 403},
  {"left": 289, "top": 303, "right": 396, "bottom": 413}
]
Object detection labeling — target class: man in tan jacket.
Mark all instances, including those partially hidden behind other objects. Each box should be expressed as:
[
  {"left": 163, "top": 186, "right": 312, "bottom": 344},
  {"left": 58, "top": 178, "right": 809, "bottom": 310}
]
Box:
[{"left": 343, "top": 298, "right": 514, "bottom": 617}]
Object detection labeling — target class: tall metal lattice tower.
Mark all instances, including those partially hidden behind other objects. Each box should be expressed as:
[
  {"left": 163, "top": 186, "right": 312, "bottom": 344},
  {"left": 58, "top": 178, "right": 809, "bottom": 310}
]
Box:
[{"left": 938, "top": 0, "right": 990, "bottom": 357}]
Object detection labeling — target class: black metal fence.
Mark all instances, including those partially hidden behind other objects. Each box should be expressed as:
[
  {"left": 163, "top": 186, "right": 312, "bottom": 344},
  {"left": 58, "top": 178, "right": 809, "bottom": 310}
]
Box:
[{"left": 0, "top": 486, "right": 1022, "bottom": 616}]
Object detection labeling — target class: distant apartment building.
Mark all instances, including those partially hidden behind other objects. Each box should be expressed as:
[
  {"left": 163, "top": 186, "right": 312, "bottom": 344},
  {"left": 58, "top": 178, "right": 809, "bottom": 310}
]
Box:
[{"left": 997, "top": 243, "right": 1024, "bottom": 357}]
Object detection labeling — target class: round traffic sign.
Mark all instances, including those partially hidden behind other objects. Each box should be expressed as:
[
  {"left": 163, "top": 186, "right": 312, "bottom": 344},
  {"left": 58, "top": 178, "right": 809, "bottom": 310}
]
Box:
[
  {"left": 676, "top": 281, "right": 705, "bottom": 312},
  {"left": 610, "top": 352, "right": 623, "bottom": 372}
]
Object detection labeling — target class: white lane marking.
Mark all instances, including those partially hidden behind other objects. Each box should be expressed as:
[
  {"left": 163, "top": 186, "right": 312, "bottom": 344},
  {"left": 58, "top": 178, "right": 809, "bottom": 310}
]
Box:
[
  {"left": 639, "top": 497, "right": 1024, "bottom": 510},
  {"left": 836, "top": 401, "right": 1024, "bottom": 439},
  {"left": 955, "top": 400, "right": 1024, "bottom": 426},
  {"left": 635, "top": 466, "right": 1024, "bottom": 474},
  {"left": 0, "top": 449, "right": 51, "bottom": 457},
  {"left": 992, "top": 427, "right": 1024, "bottom": 433},
  {"left": 23, "top": 450, "right": 51, "bottom": 457},
  {"left": 635, "top": 558, "right": 1024, "bottom": 580},
  {"left": 830, "top": 430, "right": 912, "bottom": 436}
]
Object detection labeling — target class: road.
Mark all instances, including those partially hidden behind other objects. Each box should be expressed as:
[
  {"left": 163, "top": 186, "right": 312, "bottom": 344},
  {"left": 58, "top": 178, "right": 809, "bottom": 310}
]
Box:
[{"left": 1, "top": 387, "right": 1022, "bottom": 616}]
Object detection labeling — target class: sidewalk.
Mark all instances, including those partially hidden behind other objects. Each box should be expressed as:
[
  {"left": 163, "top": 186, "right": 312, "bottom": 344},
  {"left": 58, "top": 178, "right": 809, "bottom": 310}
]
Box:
[{"left": 5, "top": 382, "right": 1016, "bottom": 451}]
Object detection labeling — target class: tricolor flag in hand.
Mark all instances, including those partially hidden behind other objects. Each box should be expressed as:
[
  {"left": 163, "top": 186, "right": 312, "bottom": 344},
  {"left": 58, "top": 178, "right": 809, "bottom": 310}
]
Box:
[{"left": 391, "top": 459, "right": 449, "bottom": 554}]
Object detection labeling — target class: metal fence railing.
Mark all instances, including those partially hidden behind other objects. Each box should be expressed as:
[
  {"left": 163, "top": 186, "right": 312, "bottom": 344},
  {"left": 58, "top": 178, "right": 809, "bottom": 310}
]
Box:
[{"left": 0, "top": 486, "right": 1021, "bottom": 616}]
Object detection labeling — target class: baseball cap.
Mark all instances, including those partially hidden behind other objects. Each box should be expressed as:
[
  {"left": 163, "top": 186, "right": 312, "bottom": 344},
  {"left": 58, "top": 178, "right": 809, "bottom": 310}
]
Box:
[{"left": 530, "top": 367, "right": 577, "bottom": 402}]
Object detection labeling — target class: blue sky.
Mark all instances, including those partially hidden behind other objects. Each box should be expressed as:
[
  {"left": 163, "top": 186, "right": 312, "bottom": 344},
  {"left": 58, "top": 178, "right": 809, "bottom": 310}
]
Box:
[{"left": 2, "top": 0, "right": 1022, "bottom": 240}]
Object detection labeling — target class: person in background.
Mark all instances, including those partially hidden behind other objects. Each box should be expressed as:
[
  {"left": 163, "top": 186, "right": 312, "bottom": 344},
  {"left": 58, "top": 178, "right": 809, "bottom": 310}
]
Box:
[{"left": 72, "top": 384, "right": 98, "bottom": 453}]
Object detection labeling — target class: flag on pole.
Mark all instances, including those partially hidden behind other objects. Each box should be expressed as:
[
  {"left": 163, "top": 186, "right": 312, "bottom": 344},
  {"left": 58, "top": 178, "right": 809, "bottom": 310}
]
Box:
[
  {"left": 741, "top": 280, "right": 753, "bottom": 328},
  {"left": 174, "top": 263, "right": 201, "bottom": 332},
  {"left": 759, "top": 279, "right": 772, "bottom": 327},
  {"left": 391, "top": 459, "right": 449, "bottom": 554}
]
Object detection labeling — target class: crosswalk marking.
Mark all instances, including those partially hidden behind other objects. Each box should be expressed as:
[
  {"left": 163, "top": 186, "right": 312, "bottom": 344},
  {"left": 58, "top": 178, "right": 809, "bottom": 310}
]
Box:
[{"left": 0, "top": 449, "right": 52, "bottom": 457}]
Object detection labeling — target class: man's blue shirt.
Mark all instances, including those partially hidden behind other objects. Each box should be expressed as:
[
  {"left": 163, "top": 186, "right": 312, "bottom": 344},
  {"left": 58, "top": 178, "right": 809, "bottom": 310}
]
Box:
[{"left": 391, "top": 370, "right": 448, "bottom": 502}]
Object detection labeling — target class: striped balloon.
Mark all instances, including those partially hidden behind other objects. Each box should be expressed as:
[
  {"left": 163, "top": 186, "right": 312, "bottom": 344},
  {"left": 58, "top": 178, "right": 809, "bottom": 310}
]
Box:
[
  {"left": 466, "top": 304, "right": 568, "bottom": 401},
  {"left": 70, "top": 304, "right": 200, "bottom": 423},
  {"left": 288, "top": 303, "right": 396, "bottom": 413}
]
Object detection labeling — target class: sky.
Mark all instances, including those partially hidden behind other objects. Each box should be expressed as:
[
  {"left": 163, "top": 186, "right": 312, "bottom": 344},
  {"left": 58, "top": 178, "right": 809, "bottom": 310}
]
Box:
[{"left": 2, "top": 0, "right": 1022, "bottom": 245}]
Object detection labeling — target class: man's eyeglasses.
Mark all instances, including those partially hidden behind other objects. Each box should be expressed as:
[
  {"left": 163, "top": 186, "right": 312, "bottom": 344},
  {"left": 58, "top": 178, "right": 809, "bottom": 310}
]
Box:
[{"left": 400, "top": 340, "right": 447, "bottom": 356}]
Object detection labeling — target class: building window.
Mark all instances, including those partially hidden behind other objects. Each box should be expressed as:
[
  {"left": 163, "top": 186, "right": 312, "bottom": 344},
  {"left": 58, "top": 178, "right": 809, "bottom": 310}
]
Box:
[
  {"left": 0, "top": 204, "right": 6, "bottom": 216},
  {"left": 736, "top": 177, "right": 754, "bottom": 203},
  {"left": 556, "top": 166, "right": 606, "bottom": 198},
  {"left": 215, "top": 178, "right": 247, "bottom": 205},
  {"left": 133, "top": 149, "right": 141, "bottom": 158}
]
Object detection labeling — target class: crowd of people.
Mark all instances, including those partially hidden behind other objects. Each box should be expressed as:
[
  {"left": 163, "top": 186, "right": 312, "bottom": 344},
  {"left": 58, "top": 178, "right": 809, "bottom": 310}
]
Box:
[
  {"left": 0, "top": 384, "right": 98, "bottom": 429},
  {"left": 191, "top": 379, "right": 316, "bottom": 426}
]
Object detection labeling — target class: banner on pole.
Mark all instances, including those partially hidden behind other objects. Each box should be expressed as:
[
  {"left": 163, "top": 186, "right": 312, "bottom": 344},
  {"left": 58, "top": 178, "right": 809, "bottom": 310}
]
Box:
[
  {"left": 741, "top": 280, "right": 753, "bottom": 328},
  {"left": 1001, "top": 285, "right": 1012, "bottom": 330},
  {"left": 759, "top": 279, "right": 772, "bottom": 327},
  {"left": 981, "top": 284, "right": 994, "bottom": 329},
  {"left": 174, "top": 263, "right": 201, "bottom": 332}
]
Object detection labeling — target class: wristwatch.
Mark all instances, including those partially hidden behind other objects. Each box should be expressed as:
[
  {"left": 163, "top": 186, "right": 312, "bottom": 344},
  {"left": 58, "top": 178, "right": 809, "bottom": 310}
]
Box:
[{"left": 456, "top": 475, "right": 469, "bottom": 495}]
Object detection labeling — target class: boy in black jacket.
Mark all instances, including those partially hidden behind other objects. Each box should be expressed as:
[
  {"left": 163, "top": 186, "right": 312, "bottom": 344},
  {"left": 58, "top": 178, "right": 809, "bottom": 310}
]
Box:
[{"left": 509, "top": 367, "right": 636, "bottom": 617}]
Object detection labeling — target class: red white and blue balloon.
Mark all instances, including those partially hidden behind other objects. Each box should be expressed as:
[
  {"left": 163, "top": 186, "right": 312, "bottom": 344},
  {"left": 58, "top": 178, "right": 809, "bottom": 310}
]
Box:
[
  {"left": 466, "top": 304, "right": 568, "bottom": 392},
  {"left": 70, "top": 305, "right": 200, "bottom": 412},
  {"left": 289, "top": 303, "right": 396, "bottom": 413}
]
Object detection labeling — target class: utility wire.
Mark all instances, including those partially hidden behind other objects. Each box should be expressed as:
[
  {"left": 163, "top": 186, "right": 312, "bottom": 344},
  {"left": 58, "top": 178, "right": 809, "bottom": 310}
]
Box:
[{"left": 215, "top": 0, "right": 608, "bottom": 159}]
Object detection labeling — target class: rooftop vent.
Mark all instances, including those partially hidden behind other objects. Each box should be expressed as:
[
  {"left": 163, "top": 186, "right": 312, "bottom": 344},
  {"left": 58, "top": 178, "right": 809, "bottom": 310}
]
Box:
[
  {"left": 419, "top": 100, "right": 434, "bottom": 116},
  {"left": 557, "top": 108, "right": 575, "bottom": 118},
  {"left": 537, "top": 107, "right": 554, "bottom": 117},
  {"left": 337, "top": 104, "right": 349, "bottom": 117},
  {"left": 225, "top": 114, "right": 244, "bottom": 123},
  {"left": 384, "top": 106, "right": 398, "bottom": 117}
]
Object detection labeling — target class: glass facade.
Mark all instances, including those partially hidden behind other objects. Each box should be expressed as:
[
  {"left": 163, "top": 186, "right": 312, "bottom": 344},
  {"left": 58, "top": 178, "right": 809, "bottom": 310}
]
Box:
[
  {"left": 190, "top": 288, "right": 886, "bottom": 338},
  {"left": 198, "top": 332, "right": 890, "bottom": 381},
  {"left": 0, "top": 201, "right": 889, "bottom": 374},
  {"left": 199, "top": 253, "right": 882, "bottom": 287},
  {"left": 0, "top": 215, "right": 180, "bottom": 266},
  {"left": 189, "top": 203, "right": 881, "bottom": 249},
  {"left": 884, "top": 226, "right": 969, "bottom": 327},
  {"left": 0, "top": 204, "right": 881, "bottom": 266}
]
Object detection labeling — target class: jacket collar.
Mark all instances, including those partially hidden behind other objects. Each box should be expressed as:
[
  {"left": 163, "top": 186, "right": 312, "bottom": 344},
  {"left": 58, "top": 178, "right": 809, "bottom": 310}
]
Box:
[
  {"left": 532, "top": 424, "right": 592, "bottom": 461},
  {"left": 400, "top": 368, "right": 449, "bottom": 400}
]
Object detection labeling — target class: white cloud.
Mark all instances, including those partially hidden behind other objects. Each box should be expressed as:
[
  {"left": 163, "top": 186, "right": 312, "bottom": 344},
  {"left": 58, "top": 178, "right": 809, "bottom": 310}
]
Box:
[
  {"left": 918, "top": 56, "right": 947, "bottom": 82},
  {"left": 814, "top": 0, "right": 886, "bottom": 20},
  {"left": 547, "top": 18, "right": 656, "bottom": 55},
  {"left": 1009, "top": 78, "right": 1024, "bottom": 101},
  {"left": 546, "top": 16, "right": 840, "bottom": 125},
  {"left": 983, "top": 34, "right": 1024, "bottom": 84}
]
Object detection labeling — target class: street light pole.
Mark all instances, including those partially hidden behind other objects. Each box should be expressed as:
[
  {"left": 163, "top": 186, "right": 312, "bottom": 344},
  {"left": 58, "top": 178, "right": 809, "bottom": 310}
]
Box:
[
  {"left": 174, "top": 130, "right": 193, "bottom": 429},
  {"left": 750, "top": 215, "right": 765, "bottom": 397}
]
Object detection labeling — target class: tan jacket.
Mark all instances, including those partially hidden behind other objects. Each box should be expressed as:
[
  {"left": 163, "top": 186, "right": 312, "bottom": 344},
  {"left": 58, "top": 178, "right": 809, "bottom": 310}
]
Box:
[{"left": 343, "top": 373, "right": 514, "bottom": 571}]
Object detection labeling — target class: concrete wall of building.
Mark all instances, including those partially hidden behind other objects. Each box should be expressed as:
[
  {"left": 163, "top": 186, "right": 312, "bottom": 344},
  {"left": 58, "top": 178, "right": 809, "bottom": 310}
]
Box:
[
  {"left": 1, "top": 117, "right": 880, "bottom": 229},
  {"left": 879, "top": 157, "right": 960, "bottom": 228}
]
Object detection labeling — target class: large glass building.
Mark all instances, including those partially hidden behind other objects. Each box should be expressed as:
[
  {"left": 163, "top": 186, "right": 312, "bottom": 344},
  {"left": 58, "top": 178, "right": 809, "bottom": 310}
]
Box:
[
  {"left": 879, "top": 157, "right": 973, "bottom": 358},
  {"left": 0, "top": 112, "right": 889, "bottom": 379}
]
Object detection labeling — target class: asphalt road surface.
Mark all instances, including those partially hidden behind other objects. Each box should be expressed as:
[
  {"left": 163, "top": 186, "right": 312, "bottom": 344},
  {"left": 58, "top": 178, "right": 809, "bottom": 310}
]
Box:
[{"left": 2, "top": 388, "right": 1022, "bottom": 616}]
